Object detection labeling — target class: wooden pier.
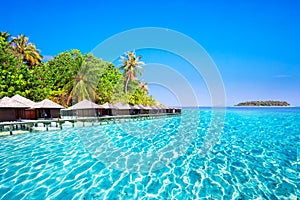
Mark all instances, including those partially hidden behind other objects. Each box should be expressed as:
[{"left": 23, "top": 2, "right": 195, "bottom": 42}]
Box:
[{"left": 0, "top": 113, "right": 180, "bottom": 135}]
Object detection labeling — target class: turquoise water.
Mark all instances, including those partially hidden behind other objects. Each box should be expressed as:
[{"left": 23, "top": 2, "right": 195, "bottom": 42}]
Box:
[{"left": 0, "top": 108, "right": 299, "bottom": 199}]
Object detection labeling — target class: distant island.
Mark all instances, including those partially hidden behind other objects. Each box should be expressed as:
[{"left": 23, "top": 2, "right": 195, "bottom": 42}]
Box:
[{"left": 235, "top": 101, "right": 290, "bottom": 107}]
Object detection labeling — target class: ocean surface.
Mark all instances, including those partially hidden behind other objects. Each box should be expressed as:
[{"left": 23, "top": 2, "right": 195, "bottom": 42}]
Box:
[{"left": 0, "top": 108, "right": 299, "bottom": 199}]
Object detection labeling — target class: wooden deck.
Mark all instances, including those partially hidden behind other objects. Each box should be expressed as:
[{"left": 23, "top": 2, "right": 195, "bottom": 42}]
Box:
[{"left": 0, "top": 113, "right": 180, "bottom": 135}]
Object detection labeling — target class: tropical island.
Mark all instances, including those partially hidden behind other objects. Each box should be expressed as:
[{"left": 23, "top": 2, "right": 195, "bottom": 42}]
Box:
[
  {"left": 235, "top": 100, "right": 290, "bottom": 106},
  {"left": 0, "top": 31, "right": 158, "bottom": 106}
]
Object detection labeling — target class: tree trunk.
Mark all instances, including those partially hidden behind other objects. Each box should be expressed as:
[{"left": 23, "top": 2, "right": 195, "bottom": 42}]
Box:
[{"left": 124, "top": 77, "right": 130, "bottom": 93}]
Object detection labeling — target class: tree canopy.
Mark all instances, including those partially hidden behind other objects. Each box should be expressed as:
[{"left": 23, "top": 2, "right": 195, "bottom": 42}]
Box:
[
  {"left": 119, "top": 51, "right": 144, "bottom": 93},
  {"left": 10, "top": 34, "right": 43, "bottom": 67},
  {"left": 235, "top": 101, "right": 290, "bottom": 106},
  {"left": 0, "top": 31, "right": 159, "bottom": 107},
  {"left": 0, "top": 34, "right": 47, "bottom": 101}
]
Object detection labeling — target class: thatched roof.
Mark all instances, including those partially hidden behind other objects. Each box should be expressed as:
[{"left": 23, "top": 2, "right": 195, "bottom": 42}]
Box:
[
  {"left": 34, "top": 99, "right": 64, "bottom": 109},
  {"left": 137, "top": 104, "right": 145, "bottom": 109},
  {"left": 11, "top": 94, "right": 35, "bottom": 107},
  {"left": 69, "top": 99, "right": 102, "bottom": 110},
  {"left": 136, "top": 104, "right": 148, "bottom": 109},
  {"left": 0, "top": 97, "right": 30, "bottom": 108},
  {"left": 151, "top": 106, "right": 160, "bottom": 109},
  {"left": 101, "top": 102, "right": 117, "bottom": 109},
  {"left": 136, "top": 104, "right": 153, "bottom": 110},
  {"left": 114, "top": 103, "right": 132, "bottom": 109},
  {"left": 156, "top": 105, "right": 165, "bottom": 109},
  {"left": 144, "top": 106, "right": 153, "bottom": 110},
  {"left": 0, "top": 97, "right": 11, "bottom": 103},
  {"left": 131, "top": 105, "right": 141, "bottom": 109}
]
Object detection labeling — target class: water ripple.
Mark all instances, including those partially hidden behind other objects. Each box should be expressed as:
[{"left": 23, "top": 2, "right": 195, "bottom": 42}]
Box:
[{"left": 0, "top": 108, "right": 299, "bottom": 199}]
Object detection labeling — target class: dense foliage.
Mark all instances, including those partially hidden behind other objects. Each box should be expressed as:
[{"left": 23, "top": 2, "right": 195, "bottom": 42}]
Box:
[
  {"left": 0, "top": 32, "right": 158, "bottom": 106},
  {"left": 235, "top": 101, "right": 290, "bottom": 106},
  {"left": 0, "top": 34, "right": 48, "bottom": 101},
  {"left": 119, "top": 51, "right": 144, "bottom": 93}
]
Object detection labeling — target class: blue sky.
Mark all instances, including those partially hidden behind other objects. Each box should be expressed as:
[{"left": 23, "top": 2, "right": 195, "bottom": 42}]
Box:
[{"left": 1, "top": 0, "right": 299, "bottom": 106}]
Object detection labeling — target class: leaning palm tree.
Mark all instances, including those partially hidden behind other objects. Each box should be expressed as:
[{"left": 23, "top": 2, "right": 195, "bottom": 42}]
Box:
[
  {"left": 119, "top": 51, "right": 144, "bottom": 93},
  {"left": 10, "top": 34, "right": 43, "bottom": 67},
  {"left": 66, "top": 53, "right": 103, "bottom": 105}
]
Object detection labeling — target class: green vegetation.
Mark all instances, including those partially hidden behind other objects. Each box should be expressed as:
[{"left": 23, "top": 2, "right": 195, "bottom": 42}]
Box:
[
  {"left": 0, "top": 31, "right": 158, "bottom": 106},
  {"left": 119, "top": 51, "right": 144, "bottom": 93},
  {"left": 235, "top": 101, "right": 290, "bottom": 106},
  {"left": 10, "top": 34, "right": 43, "bottom": 67},
  {"left": 0, "top": 33, "right": 47, "bottom": 101}
]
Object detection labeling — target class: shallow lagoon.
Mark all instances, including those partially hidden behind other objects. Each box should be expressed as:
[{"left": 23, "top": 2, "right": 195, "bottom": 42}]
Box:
[{"left": 0, "top": 108, "right": 299, "bottom": 199}]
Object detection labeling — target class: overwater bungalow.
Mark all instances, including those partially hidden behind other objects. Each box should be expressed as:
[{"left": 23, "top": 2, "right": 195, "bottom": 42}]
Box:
[
  {"left": 175, "top": 107, "right": 182, "bottom": 114},
  {"left": 61, "top": 99, "right": 102, "bottom": 118},
  {"left": 99, "top": 103, "right": 116, "bottom": 116},
  {"left": 11, "top": 94, "right": 35, "bottom": 107},
  {"left": 165, "top": 106, "right": 182, "bottom": 114},
  {"left": 0, "top": 95, "right": 66, "bottom": 121},
  {"left": 166, "top": 107, "right": 174, "bottom": 114},
  {"left": 157, "top": 105, "right": 167, "bottom": 114},
  {"left": 10, "top": 95, "right": 37, "bottom": 119},
  {"left": 151, "top": 106, "right": 161, "bottom": 114},
  {"left": 33, "top": 99, "right": 64, "bottom": 119},
  {"left": 131, "top": 105, "right": 141, "bottom": 115},
  {"left": 113, "top": 103, "right": 133, "bottom": 115},
  {"left": 138, "top": 105, "right": 152, "bottom": 114},
  {"left": 0, "top": 97, "right": 29, "bottom": 121}
]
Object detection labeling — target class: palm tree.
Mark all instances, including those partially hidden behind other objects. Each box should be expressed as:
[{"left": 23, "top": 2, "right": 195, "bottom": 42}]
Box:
[
  {"left": 66, "top": 53, "right": 103, "bottom": 105},
  {"left": 119, "top": 51, "right": 144, "bottom": 93},
  {"left": 10, "top": 34, "right": 43, "bottom": 67},
  {"left": 139, "top": 82, "right": 148, "bottom": 94},
  {"left": 0, "top": 32, "right": 11, "bottom": 41}
]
